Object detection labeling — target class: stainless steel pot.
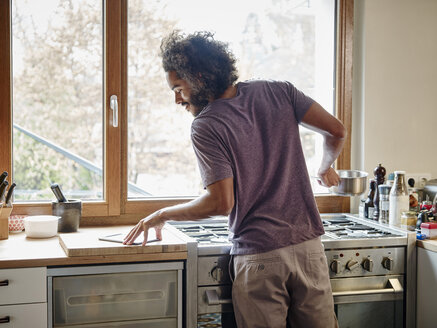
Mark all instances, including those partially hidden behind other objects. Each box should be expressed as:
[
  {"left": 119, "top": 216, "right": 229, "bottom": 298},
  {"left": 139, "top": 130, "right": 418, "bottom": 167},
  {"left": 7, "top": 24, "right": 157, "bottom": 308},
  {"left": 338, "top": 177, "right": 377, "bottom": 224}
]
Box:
[
  {"left": 424, "top": 179, "right": 437, "bottom": 203},
  {"left": 329, "top": 170, "right": 368, "bottom": 196}
]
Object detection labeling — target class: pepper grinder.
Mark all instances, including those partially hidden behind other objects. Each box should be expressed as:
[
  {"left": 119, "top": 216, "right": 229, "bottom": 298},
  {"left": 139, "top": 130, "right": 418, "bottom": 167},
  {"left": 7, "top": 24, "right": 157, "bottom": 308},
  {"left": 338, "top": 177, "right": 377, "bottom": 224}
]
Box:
[{"left": 373, "top": 163, "right": 386, "bottom": 221}]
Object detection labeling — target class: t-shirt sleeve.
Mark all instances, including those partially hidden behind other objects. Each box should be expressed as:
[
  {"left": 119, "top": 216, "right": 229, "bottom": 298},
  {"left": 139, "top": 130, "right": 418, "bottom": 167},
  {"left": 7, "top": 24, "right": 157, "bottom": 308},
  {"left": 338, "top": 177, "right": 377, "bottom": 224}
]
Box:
[
  {"left": 283, "top": 81, "right": 315, "bottom": 123},
  {"left": 191, "top": 121, "right": 234, "bottom": 189}
]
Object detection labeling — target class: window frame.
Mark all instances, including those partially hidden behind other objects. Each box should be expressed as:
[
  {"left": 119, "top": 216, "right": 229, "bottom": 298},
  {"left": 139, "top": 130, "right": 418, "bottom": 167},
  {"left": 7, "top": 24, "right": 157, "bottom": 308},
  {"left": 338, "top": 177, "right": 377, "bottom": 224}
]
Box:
[{"left": 0, "top": 0, "right": 353, "bottom": 224}]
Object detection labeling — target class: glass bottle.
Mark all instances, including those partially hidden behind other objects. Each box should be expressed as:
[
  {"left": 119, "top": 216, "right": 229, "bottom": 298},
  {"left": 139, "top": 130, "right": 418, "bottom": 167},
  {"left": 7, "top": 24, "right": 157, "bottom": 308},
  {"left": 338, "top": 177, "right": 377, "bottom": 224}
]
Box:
[
  {"left": 364, "top": 179, "right": 376, "bottom": 219},
  {"left": 389, "top": 171, "right": 409, "bottom": 227}
]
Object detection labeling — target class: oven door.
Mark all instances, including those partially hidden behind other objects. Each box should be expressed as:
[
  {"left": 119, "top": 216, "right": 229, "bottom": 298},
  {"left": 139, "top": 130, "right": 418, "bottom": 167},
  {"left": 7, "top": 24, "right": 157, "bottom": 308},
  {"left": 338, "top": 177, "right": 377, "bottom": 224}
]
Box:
[
  {"left": 197, "top": 286, "right": 237, "bottom": 328},
  {"left": 332, "top": 275, "right": 404, "bottom": 328}
]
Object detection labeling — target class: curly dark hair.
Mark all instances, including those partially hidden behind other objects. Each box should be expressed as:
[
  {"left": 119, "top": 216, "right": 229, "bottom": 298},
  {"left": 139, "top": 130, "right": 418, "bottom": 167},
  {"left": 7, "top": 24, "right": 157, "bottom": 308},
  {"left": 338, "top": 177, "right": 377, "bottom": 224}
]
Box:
[{"left": 160, "top": 31, "right": 239, "bottom": 102}]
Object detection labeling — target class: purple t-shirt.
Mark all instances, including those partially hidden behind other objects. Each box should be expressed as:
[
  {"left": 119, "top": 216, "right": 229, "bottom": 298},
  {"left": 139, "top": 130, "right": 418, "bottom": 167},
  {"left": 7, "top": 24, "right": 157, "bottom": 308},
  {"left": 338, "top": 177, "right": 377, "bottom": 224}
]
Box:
[{"left": 191, "top": 80, "right": 325, "bottom": 255}]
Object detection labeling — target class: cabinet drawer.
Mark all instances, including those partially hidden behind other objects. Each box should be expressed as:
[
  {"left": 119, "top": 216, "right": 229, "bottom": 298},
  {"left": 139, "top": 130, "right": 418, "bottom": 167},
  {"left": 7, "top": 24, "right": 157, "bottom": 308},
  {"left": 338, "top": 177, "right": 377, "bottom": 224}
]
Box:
[
  {"left": 0, "top": 302, "right": 47, "bottom": 328},
  {"left": 0, "top": 267, "right": 46, "bottom": 305}
]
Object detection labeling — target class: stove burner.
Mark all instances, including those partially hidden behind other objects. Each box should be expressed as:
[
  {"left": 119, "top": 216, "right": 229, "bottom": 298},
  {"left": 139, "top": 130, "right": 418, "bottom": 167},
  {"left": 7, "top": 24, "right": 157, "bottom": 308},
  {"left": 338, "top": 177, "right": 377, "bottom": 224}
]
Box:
[
  {"left": 172, "top": 222, "right": 231, "bottom": 244},
  {"left": 347, "top": 224, "right": 375, "bottom": 231},
  {"left": 321, "top": 216, "right": 403, "bottom": 240},
  {"left": 324, "top": 226, "right": 346, "bottom": 232},
  {"left": 324, "top": 218, "right": 351, "bottom": 224}
]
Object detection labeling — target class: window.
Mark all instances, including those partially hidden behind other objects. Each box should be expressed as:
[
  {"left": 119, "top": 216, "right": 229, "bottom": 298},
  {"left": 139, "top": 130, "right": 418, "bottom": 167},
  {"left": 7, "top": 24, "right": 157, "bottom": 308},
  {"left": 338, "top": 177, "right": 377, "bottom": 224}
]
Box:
[
  {"left": 12, "top": 0, "right": 104, "bottom": 201},
  {"left": 0, "top": 0, "right": 353, "bottom": 221},
  {"left": 127, "top": 0, "right": 336, "bottom": 198}
]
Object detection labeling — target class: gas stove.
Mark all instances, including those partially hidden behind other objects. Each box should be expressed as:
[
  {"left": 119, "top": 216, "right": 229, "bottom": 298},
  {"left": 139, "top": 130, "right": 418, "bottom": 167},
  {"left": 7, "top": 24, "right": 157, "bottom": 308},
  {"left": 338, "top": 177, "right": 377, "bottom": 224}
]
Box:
[
  {"left": 167, "top": 214, "right": 417, "bottom": 328},
  {"left": 169, "top": 213, "right": 408, "bottom": 253}
]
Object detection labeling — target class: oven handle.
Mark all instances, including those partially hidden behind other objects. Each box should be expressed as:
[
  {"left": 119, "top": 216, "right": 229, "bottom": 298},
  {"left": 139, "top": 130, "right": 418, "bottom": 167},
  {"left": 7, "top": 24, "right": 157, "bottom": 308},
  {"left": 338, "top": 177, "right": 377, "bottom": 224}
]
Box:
[
  {"left": 206, "top": 290, "right": 233, "bottom": 305},
  {"left": 332, "top": 278, "right": 403, "bottom": 297}
]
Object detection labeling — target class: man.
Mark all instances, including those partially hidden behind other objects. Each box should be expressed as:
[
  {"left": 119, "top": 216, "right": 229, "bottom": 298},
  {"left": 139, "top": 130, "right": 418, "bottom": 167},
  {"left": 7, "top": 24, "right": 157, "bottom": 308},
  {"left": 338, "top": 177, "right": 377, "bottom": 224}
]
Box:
[{"left": 124, "top": 30, "right": 345, "bottom": 328}]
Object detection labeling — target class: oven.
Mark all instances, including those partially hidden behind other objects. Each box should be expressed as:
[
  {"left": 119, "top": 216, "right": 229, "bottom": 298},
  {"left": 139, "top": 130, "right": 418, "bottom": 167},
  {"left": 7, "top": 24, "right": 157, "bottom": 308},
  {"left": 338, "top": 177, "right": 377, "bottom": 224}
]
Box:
[
  {"left": 46, "top": 262, "right": 184, "bottom": 328},
  {"left": 168, "top": 219, "right": 236, "bottom": 328},
  {"left": 167, "top": 214, "right": 416, "bottom": 328}
]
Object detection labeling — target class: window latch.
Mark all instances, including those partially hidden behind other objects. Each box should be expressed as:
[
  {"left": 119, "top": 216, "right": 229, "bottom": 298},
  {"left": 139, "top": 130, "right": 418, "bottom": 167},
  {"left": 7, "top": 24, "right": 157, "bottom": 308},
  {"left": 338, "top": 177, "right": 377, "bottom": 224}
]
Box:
[{"left": 110, "top": 95, "right": 118, "bottom": 128}]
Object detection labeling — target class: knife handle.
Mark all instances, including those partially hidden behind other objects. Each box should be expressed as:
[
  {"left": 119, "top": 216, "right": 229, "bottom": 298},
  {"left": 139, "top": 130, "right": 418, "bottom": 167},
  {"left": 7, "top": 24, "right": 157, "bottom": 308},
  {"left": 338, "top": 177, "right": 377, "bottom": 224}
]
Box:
[
  {"left": 5, "top": 183, "right": 16, "bottom": 206},
  {"left": 0, "top": 181, "right": 8, "bottom": 203},
  {"left": 0, "top": 172, "right": 7, "bottom": 185}
]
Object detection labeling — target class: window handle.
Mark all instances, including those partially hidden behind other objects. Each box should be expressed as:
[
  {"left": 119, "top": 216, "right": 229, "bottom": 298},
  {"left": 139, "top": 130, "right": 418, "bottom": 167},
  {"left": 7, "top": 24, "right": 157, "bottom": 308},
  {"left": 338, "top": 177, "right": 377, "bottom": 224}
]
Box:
[{"left": 110, "top": 95, "right": 118, "bottom": 128}]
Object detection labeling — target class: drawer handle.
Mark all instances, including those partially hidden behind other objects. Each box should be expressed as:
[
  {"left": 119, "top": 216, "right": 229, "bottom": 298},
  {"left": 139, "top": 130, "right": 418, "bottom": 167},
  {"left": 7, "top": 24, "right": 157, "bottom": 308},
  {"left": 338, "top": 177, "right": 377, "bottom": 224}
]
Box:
[
  {"left": 0, "top": 316, "right": 10, "bottom": 324},
  {"left": 0, "top": 280, "right": 9, "bottom": 287}
]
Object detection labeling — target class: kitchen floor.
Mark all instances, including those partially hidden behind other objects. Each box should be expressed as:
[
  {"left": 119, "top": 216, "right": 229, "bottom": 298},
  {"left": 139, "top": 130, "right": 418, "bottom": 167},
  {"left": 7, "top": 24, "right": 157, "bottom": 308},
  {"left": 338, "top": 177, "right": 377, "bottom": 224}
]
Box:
[{"left": 197, "top": 314, "right": 222, "bottom": 327}]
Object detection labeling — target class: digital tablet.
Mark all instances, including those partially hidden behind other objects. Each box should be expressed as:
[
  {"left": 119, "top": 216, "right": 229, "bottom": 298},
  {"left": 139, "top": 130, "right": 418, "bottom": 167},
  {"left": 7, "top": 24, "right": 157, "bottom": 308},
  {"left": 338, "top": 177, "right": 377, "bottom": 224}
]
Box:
[{"left": 98, "top": 233, "right": 159, "bottom": 245}]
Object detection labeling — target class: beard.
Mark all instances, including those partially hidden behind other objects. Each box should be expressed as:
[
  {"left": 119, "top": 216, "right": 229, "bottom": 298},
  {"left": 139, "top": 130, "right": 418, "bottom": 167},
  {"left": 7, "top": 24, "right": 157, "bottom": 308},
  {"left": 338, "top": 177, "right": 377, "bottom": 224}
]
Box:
[{"left": 189, "top": 88, "right": 211, "bottom": 117}]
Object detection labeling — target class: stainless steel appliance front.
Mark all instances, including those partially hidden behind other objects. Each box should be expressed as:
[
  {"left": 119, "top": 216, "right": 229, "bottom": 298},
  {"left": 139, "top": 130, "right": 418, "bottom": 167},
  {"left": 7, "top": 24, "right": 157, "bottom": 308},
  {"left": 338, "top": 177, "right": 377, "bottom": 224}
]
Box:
[{"left": 47, "top": 262, "right": 183, "bottom": 328}]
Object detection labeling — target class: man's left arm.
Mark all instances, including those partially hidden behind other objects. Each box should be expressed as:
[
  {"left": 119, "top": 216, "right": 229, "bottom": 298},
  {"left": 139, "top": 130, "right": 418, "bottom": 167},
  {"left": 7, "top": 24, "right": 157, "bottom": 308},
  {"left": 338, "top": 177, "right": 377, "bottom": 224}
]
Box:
[{"left": 123, "top": 177, "right": 234, "bottom": 245}]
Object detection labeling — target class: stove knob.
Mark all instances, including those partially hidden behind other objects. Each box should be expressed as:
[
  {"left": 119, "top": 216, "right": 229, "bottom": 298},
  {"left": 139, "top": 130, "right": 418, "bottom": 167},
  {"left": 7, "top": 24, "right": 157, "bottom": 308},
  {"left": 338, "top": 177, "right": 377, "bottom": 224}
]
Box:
[
  {"left": 382, "top": 257, "right": 394, "bottom": 270},
  {"left": 362, "top": 258, "right": 374, "bottom": 272},
  {"left": 346, "top": 259, "right": 360, "bottom": 271},
  {"left": 211, "top": 266, "right": 224, "bottom": 282},
  {"left": 330, "top": 259, "right": 342, "bottom": 274}
]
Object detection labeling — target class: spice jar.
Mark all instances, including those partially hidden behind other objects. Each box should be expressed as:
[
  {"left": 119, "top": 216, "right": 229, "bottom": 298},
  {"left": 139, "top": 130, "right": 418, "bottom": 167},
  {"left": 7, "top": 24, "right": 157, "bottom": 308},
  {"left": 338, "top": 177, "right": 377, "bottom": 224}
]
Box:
[
  {"left": 378, "top": 184, "right": 391, "bottom": 224},
  {"left": 401, "top": 211, "right": 417, "bottom": 231}
]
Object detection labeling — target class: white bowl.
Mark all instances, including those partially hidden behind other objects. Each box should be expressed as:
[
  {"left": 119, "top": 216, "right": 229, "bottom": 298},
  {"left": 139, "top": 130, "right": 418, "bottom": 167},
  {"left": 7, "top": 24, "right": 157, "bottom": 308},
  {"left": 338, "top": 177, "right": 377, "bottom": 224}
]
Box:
[{"left": 24, "top": 215, "right": 60, "bottom": 238}]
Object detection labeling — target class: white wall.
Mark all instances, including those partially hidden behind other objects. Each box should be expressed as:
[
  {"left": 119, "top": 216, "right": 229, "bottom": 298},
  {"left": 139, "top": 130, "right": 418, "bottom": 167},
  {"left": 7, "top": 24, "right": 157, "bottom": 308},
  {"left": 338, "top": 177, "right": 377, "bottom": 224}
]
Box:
[{"left": 352, "top": 0, "right": 437, "bottom": 192}]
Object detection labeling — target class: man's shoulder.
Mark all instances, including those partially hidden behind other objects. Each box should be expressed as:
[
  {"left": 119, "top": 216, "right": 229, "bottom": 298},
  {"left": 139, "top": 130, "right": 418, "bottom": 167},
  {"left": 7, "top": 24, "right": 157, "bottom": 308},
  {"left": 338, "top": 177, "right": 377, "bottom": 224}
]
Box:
[
  {"left": 241, "top": 78, "right": 290, "bottom": 85},
  {"left": 240, "top": 79, "right": 294, "bottom": 94}
]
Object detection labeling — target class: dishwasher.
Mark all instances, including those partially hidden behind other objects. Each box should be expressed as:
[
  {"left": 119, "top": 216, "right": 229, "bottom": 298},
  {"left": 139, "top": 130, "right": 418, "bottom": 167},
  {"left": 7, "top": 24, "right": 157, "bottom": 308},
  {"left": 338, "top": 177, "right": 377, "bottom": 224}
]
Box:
[{"left": 47, "top": 262, "right": 183, "bottom": 328}]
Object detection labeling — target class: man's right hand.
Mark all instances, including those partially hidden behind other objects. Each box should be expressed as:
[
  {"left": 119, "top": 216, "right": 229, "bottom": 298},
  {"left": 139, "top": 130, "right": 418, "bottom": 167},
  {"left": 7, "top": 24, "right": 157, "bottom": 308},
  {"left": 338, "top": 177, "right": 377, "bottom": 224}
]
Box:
[{"left": 317, "top": 167, "right": 340, "bottom": 188}]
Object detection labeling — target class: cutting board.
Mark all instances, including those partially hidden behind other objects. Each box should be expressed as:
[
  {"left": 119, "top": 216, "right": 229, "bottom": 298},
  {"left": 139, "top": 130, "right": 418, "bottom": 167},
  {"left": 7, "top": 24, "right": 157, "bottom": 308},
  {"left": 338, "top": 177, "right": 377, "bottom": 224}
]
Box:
[{"left": 59, "top": 225, "right": 187, "bottom": 257}]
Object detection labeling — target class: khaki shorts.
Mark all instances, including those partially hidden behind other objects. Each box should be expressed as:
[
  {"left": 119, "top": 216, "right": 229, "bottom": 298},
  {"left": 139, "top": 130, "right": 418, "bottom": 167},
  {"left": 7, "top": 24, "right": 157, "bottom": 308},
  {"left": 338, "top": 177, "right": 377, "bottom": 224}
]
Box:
[{"left": 231, "top": 237, "right": 338, "bottom": 328}]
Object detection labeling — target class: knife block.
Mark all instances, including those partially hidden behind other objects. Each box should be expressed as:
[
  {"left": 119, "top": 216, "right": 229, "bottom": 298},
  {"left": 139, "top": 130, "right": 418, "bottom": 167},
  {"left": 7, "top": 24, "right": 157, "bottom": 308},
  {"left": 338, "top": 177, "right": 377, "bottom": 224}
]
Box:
[{"left": 0, "top": 204, "right": 13, "bottom": 240}]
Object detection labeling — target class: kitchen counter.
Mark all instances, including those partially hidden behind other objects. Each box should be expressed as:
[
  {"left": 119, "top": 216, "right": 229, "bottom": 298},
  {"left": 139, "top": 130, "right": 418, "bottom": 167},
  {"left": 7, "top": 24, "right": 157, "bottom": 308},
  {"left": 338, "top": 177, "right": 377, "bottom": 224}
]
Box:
[
  {"left": 0, "top": 225, "right": 188, "bottom": 269},
  {"left": 417, "top": 238, "right": 437, "bottom": 253}
]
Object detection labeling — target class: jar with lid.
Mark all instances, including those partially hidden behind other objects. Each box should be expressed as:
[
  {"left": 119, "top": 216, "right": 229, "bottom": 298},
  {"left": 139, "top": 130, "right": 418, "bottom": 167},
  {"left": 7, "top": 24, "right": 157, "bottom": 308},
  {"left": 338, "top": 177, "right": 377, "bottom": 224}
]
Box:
[
  {"left": 409, "top": 188, "right": 421, "bottom": 212},
  {"left": 401, "top": 211, "right": 417, "bottom": 231},
  {"left": 389, "top": 171, "right": 409, "bottom": 227},
  {"left": 378, "top": 184, "right": 391, "bottom": 224}
]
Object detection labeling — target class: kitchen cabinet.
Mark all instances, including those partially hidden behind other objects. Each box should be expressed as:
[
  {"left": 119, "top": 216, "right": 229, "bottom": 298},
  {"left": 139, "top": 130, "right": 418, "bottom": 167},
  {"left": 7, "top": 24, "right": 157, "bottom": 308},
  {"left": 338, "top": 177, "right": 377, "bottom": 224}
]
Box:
[
  {"left": 0, "top": 267, "right": 47, "bottom": 328},
  {"left": 416, "top": 246, "right": 437, "bottom": 328},
  {"left": 0, "top": 226, "right": 189, "bottom": 327}
]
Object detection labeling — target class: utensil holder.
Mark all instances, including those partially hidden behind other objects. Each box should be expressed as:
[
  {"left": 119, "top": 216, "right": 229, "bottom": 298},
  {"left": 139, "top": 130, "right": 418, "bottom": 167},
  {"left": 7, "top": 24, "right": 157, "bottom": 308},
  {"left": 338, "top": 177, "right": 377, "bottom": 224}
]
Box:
[
  {"left": 52, "top": 200, "right": 82, "bottom": 233},
  {"left": 0, "top": 204, "right": 13, "bottom": 240}
]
